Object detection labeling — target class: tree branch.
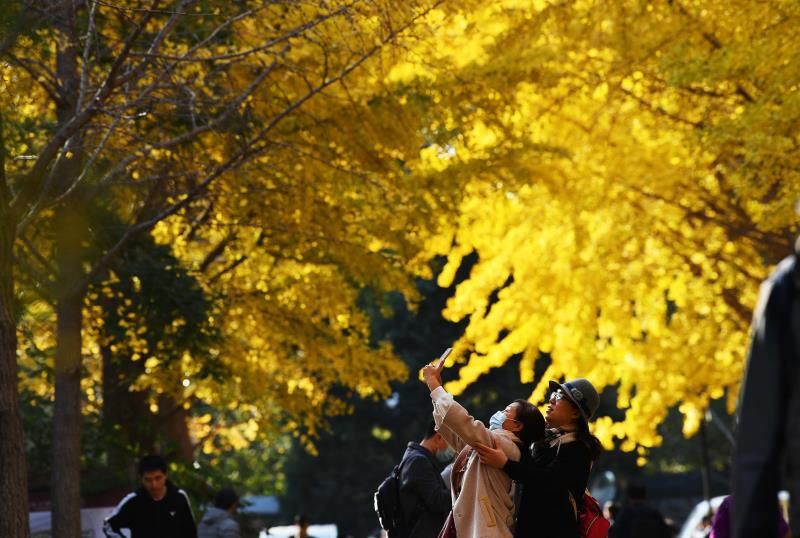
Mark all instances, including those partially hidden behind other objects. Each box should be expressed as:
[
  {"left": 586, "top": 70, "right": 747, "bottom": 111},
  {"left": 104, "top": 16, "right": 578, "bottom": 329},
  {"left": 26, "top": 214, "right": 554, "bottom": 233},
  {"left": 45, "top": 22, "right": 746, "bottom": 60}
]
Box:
[
  {"left": 128, "top": 2, "right": 357, "bottom": 63},
  {"left": 79, "top": 0, "right": 444, "bottom": 292},
  {"left": 672, "top": 0, "right": 755, "bottom": 103},
  {"left": 208, "top": 255, "right": 248, "bottom": 283},
  {"left": 76, "top": 0, "right": 99, "bottom": 113},
  {"left": 10, "top": 0, "right": 161, "bottom": 229},
  {"left": 0, "top": 55, "right": 61, "bottom": 104},
  {"left": 199, "top": 234, "right": 235, "bottom": 273},
  {"left": 88, "top": 43, "right": 290, "bottom": 191}
]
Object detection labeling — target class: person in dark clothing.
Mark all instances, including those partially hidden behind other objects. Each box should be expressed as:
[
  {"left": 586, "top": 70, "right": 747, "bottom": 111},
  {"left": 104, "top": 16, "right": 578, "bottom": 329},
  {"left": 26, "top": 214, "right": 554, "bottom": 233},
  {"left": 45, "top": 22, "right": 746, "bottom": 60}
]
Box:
[
  {"left": 198, "top": 487, "right": 240, "bottom": 538},
  {"left": 395, "top": 421, "right": 453, "bottom": 537},
  {"left": 475, "top": 378, "right": 603, "bottom": 538},
  {"left": 734, "top": 241, "right": 800, "bottom": 538},
  {"left": 609, "top": 484, "right": 670, "bottom": 538},
  {"left": 711, "top": 495, "right": 789, "bottom": 538},
  {"left": 104, "top": 454, "right": 197, "bottom": 538}
]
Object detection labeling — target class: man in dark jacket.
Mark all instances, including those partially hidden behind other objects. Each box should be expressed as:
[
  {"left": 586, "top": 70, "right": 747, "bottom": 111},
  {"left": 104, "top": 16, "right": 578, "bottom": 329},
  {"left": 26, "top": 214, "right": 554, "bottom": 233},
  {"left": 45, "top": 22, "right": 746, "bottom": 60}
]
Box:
[
  {"left": 104, "top": 454, "right": 197, "bottom": 538},
  {"left": 734, "top": 242, "right": 800, "bottom": 538},
  {"left": 609, "top": 484, "right": 670, "bottom": 538},
  {"left": 396, "top": 421, "right": 453, "bottom": 537}
]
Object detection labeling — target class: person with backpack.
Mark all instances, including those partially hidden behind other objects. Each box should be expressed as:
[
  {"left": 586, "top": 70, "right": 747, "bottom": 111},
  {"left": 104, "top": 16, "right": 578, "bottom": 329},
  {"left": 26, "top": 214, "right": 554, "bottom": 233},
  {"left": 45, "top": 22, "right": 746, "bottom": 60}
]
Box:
[
  {"left": 374, "top": 420, "right": 453, "bottom": 537},
  {"left": 393, "top": 421, "right": 454, "bottom": 537},
  {"left": 475, "top": 378, "right": 605, "bottom": 538},
  {"left": 421, "top": 359, "right": 545, "bottom": 538}
]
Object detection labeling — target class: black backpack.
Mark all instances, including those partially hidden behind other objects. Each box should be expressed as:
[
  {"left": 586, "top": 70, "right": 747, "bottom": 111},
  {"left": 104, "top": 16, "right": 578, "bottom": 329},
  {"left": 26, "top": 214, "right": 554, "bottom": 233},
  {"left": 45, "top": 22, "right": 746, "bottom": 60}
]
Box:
[{"left": 374, "top": 457, "right": 410, "bottom": 536}]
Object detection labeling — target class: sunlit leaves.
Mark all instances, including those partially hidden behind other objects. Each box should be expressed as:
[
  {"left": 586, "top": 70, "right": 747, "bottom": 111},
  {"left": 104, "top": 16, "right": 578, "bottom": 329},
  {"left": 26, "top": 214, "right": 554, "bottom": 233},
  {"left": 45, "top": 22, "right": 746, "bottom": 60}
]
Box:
[{"left": 385, "top": 0, "right": 799, "bottom": 456}]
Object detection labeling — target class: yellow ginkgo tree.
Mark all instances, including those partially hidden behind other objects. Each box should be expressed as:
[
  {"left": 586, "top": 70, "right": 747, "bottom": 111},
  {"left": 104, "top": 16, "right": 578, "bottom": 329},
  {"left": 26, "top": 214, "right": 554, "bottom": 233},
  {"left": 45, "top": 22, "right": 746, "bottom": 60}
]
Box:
[
  {"left": 1, "top": 1, "right": 453, "bottom": 536},
  {"left": 385, "top": 0, "right": 800, "bottom": 456}
]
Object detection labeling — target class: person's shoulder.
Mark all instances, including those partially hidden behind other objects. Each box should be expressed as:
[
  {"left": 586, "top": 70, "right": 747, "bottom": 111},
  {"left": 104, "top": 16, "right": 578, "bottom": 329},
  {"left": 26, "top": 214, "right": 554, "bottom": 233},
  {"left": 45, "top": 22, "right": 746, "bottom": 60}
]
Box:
[
  {"left": 220, "top": 516, "right": 239, "bottom": 530},
  {"left": 561, "top": 438, "right": 591, "bottom": 457},
  {"left": 166, "top": 482, "right": 192, "bottom": 504},
  {"left": 757, "top": 255, "right": 797, "bottom": 316},
  {"left": 764, "top": 255, "right": 797, "bottom": 298},
  {"left": 176, "top": 488, "right": 193, "bottom": 509},
  {"left": 492, "top": 430, "right": 522, "bottom": 457},
  {"left": 404, "top": 448, "right": 434, "bottom": 469},
  {"left": 402, "top": 448, "right": 439, "bottom": 479},
  {"left": 772, "top": 255, "right": 796, "bottom": 281},
  {"left": 115, "top": 490, "right": 142, "bottom": 509},
  {"left": 404, "top": 442, "right": 434, "bottom": 461}
]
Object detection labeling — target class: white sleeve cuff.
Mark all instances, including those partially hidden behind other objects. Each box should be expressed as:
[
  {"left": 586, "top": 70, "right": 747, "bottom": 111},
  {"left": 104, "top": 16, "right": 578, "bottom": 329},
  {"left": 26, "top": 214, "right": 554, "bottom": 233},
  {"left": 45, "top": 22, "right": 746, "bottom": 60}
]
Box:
[{"left": 430, "top": 386, "right": 448, "bottom": 400}]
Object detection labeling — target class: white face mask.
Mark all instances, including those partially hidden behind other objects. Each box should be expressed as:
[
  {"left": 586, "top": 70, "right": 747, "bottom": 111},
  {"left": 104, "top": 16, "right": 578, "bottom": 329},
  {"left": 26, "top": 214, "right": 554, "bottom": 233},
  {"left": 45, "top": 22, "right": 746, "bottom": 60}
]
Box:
[
  {"left": 436, "top": 446, "right": 457, "bottom": 462},
  {"left": 489, "top": 411, "right": 507, "bottom": 431}
]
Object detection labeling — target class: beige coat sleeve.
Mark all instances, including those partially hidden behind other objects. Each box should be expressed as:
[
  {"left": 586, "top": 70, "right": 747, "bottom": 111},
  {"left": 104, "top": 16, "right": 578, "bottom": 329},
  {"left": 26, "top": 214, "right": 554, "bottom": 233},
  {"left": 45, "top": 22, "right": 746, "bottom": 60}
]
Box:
[
  {"left": 436, "top": 422, "right": 468, "bottom": 453},
  {"left": 430, "top": 386, "right": 494, "bottom": 449}
]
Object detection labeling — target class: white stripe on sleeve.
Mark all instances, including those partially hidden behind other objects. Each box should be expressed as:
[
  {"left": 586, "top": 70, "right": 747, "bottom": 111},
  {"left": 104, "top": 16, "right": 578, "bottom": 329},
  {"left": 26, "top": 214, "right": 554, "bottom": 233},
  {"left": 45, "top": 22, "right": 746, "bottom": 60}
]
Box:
[
  {"left": 103, "top": 492, "right": 137, "bottom": 538},
  {"left": 178, "top": 489, "right": 195, "bottom": 522}
]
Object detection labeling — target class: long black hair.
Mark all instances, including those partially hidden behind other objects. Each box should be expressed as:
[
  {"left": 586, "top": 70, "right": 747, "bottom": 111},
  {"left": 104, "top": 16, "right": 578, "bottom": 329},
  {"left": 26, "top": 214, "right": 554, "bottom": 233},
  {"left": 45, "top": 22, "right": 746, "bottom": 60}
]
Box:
[{"left": 576, "top": 418, "right": 603, "bottom": 462}]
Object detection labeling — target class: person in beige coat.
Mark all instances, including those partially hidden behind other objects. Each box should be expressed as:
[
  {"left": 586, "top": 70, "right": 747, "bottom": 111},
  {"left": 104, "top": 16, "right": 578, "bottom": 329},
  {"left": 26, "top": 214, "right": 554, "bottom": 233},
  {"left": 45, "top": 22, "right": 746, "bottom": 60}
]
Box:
[{"left": 421, "top": 361, "right": 544, "bottom": 538}]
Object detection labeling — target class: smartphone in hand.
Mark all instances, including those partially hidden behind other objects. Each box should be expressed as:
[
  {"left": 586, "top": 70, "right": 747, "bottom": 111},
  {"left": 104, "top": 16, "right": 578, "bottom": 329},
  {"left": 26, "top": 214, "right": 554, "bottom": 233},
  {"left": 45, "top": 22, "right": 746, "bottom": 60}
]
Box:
[{"left": 435, "top": 347, "right": 452, "bottom": 369}]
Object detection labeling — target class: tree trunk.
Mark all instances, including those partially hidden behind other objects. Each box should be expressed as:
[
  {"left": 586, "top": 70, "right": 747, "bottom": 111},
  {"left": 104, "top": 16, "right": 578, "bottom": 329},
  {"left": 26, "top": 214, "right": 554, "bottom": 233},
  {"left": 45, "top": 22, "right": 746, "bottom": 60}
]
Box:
[
  {"left": 0, "top": 115, "right": 31, "bottom": 538},
  {"left": 158, "top": 394, "right": 194, "bottom": 463},
  {"left": 51, "top": 1, "right": 84, "bottom": 535},
  {"left": 51, "top": 200, "right": 85, "bottom": 538}
]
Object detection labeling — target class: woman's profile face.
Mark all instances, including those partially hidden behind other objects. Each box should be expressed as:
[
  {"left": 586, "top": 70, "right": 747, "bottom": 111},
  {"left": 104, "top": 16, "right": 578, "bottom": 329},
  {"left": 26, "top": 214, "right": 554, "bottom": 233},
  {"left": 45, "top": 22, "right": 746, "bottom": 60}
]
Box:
[
  {"left": 503, "top": 402, "right": 520, "bottom": 420},
  {"left": 545, "top": 389, "right": 580, "bottom": 428},
  {"left": 501, "top": 402, "right": 522, "bottom": 432}
]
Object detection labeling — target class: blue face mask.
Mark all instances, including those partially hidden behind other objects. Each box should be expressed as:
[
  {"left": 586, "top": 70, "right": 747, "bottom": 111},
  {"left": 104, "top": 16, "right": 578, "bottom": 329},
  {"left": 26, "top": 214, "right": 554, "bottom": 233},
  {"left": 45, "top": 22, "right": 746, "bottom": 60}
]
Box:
[
  {"left": 489, "top": 411, "right": 506, "bottom": 431},
  {"left": 436, "top": 446, "right": 457, "bottom": 462}
]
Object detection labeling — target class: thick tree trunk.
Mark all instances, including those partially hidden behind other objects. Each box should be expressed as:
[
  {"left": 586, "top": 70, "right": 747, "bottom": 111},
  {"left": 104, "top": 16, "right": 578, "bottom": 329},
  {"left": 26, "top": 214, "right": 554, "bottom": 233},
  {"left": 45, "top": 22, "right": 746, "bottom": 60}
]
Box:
[
  {"left": 158, "top": 395, "right": 194, "bottom": 463},
  {"left": 0, "top": 161, "right": 31, "bottom": 537},
  {"left": 0, "top": 305, "right": 30, "bottom": 538},
  {"left": 51, "top": 201, "right": 85, "bottom": 538}
]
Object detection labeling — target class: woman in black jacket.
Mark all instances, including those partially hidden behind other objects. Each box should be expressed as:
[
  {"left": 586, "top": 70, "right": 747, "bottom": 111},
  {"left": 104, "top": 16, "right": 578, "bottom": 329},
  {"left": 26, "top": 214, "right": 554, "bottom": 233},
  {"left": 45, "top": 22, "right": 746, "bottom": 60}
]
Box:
[{"left": 475, "top": 378, "right": 603, "bottom": 538}]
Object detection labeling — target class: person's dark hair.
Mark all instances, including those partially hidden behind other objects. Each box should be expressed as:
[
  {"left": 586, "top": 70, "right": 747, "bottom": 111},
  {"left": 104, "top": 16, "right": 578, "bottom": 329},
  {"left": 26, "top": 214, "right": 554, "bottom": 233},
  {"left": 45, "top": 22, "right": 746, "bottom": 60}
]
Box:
[
  {"left": 424, "top": 420, "right": 438, "bottom": 440},
  {"left": 295, "top": 513, "right": 310, "bottom": 526},
  {"left": 138, "top": 454, "right": 167, "bottom": 476},
  {"left": 513, "top": 399, "right": 545, "bottom": 447},
  {"left": 576, "top": 418, "right": 603, "bottom": 461},
  {"left": 214, "top": 487, "right": 239, "bottom": 510}
]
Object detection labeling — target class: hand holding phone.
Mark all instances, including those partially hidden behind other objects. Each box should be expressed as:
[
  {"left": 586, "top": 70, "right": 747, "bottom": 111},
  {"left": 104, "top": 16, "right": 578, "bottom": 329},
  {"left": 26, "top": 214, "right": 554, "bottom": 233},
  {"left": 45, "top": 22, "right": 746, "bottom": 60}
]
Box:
[{"left": 435, "top": 347, "right": 452, "bottom": 369}]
